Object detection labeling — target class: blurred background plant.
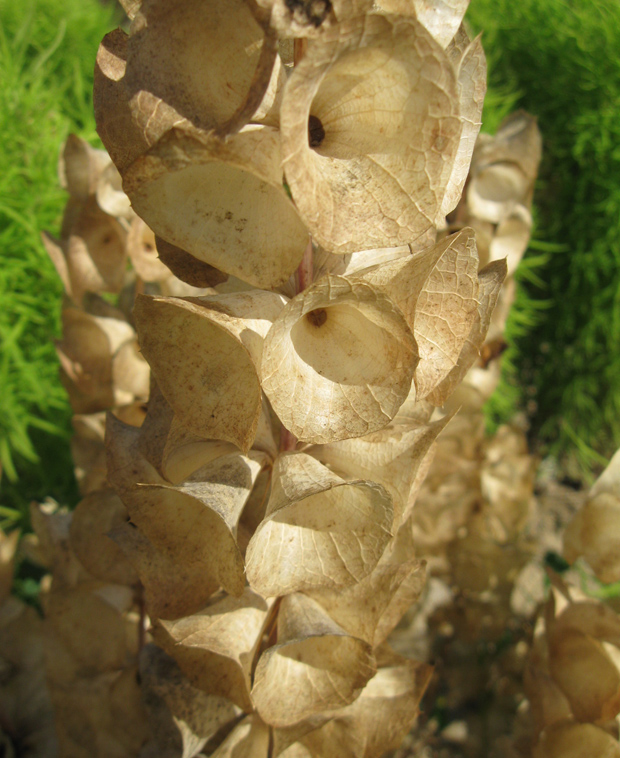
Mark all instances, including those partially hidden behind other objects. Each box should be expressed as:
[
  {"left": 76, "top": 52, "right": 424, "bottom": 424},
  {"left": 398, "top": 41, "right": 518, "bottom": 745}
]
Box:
[
  {"left": 468, "top": 0, "right": 620, "bottom": 478},
  {"left": 0, "top": 0, "right": 120, "bottom": 530}
]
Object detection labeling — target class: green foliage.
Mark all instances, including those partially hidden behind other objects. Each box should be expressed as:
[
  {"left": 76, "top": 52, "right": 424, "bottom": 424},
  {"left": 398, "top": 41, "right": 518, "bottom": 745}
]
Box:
[
  {"left": 0, "top": 0, "right": 118, "bottom": 525},
  {"left": 467, "top": 0, "right": 620, "bottom": 472}
]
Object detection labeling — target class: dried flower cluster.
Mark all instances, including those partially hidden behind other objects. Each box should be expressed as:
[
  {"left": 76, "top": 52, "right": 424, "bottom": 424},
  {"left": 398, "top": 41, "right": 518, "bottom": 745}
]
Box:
[
  {"left": 522, "top": 450, "right": 620, "bottom": 758},
  {"left": 521, "top": 453, "right": 620, "bottom": 758},
  {"left": 89, "top": 1, "right": 507, "bottom": 754},
  {"left": 3, "top": 1, "right": 551, "bottom": 756}
]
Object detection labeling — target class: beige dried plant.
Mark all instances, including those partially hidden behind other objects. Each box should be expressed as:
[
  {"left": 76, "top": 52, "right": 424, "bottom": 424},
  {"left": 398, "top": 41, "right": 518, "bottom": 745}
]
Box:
[{"left": 21, "top": 2, "right": 528, "bottom": 755}]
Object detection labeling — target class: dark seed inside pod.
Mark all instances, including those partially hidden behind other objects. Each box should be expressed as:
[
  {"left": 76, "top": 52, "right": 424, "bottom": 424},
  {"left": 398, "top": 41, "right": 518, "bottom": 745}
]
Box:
[
  {"left": 285, "top": 0, "right": 332, "bottom": 28},
  {"left": 308, "top": 115, "right": 326, "bottom": 148},
  {"left": 306, "top": 308, "right": 327, "bottom": 327}
]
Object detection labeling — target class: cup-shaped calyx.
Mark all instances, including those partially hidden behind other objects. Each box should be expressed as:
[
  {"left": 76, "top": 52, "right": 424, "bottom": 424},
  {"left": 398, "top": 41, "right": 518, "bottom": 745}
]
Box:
[
  {"left": 58, "top": 133, "right": 111, "bottom": 201},
  {"left": 69, "top": 490, "right": 137, "bottom": 586},
  {"left": 261, "top": 275, "right": 417, "bottom": 444},
  {"left": 354, "top": 228, "right": 481, "bottom": 403},
  {"left": 106, "top": 414, "right": 263, "bottom": 616},
  {"left": 42, "top": 198, "right": 127, "bottom": 305},
  {"left": 280, "top": 12, "right": 461, "bottom": 253},
  {"left": 543, "top": 596, "right": 620, "bottom": 725},
  {"left": 123, "top": 125, "right": 308, "bottom": 289},
  {"left": 245, "top": 453, "right": 393, "bottom": 597},
  {"left": 56, "top": 300, "right": 149, "bottom": 413},
  {"left": 152, "top": 589, "right": 273, "bottom": 712},
  {"left": 564, "top": 448, "right": 620, "bottom": 584},
  {"left": 134, "top": 290, "right": 287, "bottom": 452},
  {"left": 310, "top": 414, "right": 450, "bottom": 529},
  {"left": 441, "top": 30, "right": 486, "bottom": 216},
  {"left": 281, "top": 647, "right": 434, "bottom": 757},
  {"left": 467, "top": 110, "right": 542, "bottom": 224},
  {"left": 306, "top": 520, "right": 427, "bottom": 647},
  {"left": 252, "top": 593, "right": 376, "bottom": 727},
  {"left": 426, "top": 256, "right": 507, "bottom": 406},
  {"left": 533, "top": 722, "right": 620, "bottom": 758},
  {"left": 139, "top": 644, "right": 239, "bottom": 758},
  {"left": 94, "top": 0, "right": 283, "bottom": 172}
]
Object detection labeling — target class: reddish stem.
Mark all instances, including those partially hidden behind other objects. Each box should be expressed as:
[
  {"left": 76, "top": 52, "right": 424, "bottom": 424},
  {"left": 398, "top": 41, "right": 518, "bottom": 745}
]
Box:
[
  {"left": 296, "top": 236, "right": 314, "bottom": 294},
  {"left": 294, "top": 38, "right": 307, "bottom": 65},
  {"left": 279, "top": 426, "right": 298, "bottom": 452}
]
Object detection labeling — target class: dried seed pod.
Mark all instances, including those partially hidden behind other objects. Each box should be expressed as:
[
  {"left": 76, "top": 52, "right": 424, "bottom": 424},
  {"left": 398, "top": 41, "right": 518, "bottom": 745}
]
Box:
[
  {"left": 95, "top": 0, "right": 283, "bottom": 174},
  {"left": 427, "top": 257, "right": 507, "bottom": 406},
  {"left": 307, "top": 521, "right": 427, "bottom": 646},
  {"left": 153, "top": 589, "right": 273, "bottom": 711},
  {"left": 69, "top": 490, "right": 138, "bottom": 586},
  {"left": 309, "top": 415, "right": 450, "bottom": 529},
  {"left": 125, "top": 217, "right": 171, "bottom": 284},
  {"left": 96, "top": 161, "right": 134, "bottom": 219},
  {"left": 42, "top": 197, "right": 127, "bottom": 304},
  {"left": 533, "top": 722, "right": 620, "bottom": 758},
  {"left": 58, "top": 134, "right": 111, "bottom": 201},
  {"left": 280, "top": 12, "right": 460, "bottom": 252},
  {"left": 126, "top": 0, "right": 279, "bottom": 133},
  {"left": 117, "top": 452, "right": 264, "bottom": 599},
  {"left": 440, "top": 32, "right": 486, "bottom": 216},
  {"left": 467, "top": 110, "right": 542, "bottom": 224},
  {"left": 288, "top": 648, "right": 433, "bottom": 757},
  {"left": 245, "top": 452, "right": 393, "bottom": 597},
  {"left": 251, "top": 593, "right": 376, "bottom": 727},
  {"left": 110, "top": 523, "right": 220, "bottom": 619},
  {"left": 123, "top": 125, "right": 308, "bottom": 289},
  {"left": 355, "top": 229, "right": 481, "bottom": 401},
  {"left": 261, "top": 274, "right": 417, "bottom": 444},
  {"left": 134, "top": 290, "right": 286, "bottom": 452},
  {"left": 56, "top": 300, "right": 148, "bottom": 413}
]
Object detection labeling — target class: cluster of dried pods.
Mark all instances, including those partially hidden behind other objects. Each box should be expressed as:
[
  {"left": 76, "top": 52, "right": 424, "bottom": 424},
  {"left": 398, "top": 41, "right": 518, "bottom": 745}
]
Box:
[
  {"left": 0, "top": 2, "right": 617, "bottom": 757},
  {"left": 524, "top": 449, "right": 620, "bottom": 758},
  {"left": 6, "top": 1, "right": 614, "bottom": 757},
  {"left": 61, "top": 0, "right": 510, "bottom": 754}
]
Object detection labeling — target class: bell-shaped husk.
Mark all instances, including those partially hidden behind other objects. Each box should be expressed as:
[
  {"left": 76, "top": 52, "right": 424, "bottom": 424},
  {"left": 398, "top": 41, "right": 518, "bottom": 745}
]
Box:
[
  {"left": 251, "top": 593, "right": 376, "bottom": 727},
  {"left": 134, "top": 290, "right": 286, "bottom": 452},
  {"left": 287, "top": 648, "right": 433, "bottom": 758},
  {"left": 280, "top": 12, "right": 460, "bottom": 253},
  {"left": 245, "top": 452, "right": 393, "bottom": 597},
  {"left": 123, "top": 125, "right": 308, "bottom": 289},
  {"left": 153, "top": 589, "right": 273, "bottom": 712},
  {"left": 261, "top": 274, "right": 418, "bottom": 444},
  {"left": 139, "top": 644, "right": 239, "bottom": 758},
  {"left": 533, "top": 722, "right": 620, "bottom": 758}
]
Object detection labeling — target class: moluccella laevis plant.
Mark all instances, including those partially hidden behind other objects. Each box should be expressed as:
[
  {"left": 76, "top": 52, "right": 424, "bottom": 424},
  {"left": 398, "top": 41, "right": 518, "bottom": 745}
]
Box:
[
  {"left": 521, "top": 449, "right": 620, "bottom": 758},
  {"left": 42, "top": 1, "right": 511, "bottom": 755},
  {"left": 522, "top": 451, "right": 620, "bottom": 758}
]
